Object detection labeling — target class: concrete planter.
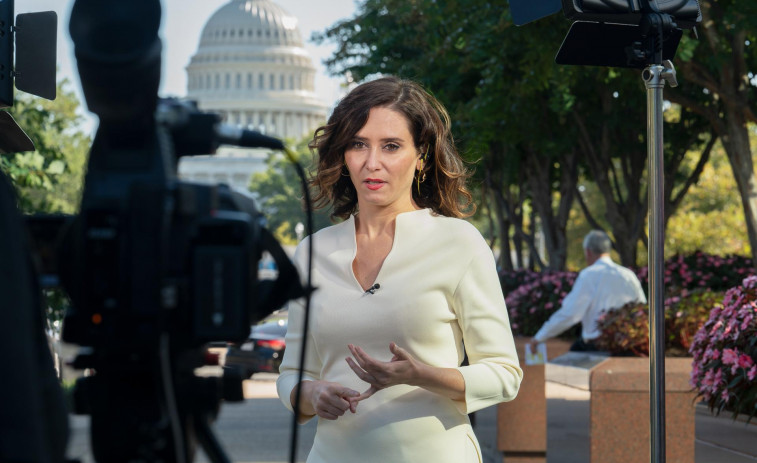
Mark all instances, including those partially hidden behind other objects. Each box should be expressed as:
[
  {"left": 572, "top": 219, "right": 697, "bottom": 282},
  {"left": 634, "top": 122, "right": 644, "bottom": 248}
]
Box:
[
  {"left": 589, "top": 357, "right": 696, "bottom": 463},
  {"left": 496, "top": 337, "right": 571, "bottom": 463}
]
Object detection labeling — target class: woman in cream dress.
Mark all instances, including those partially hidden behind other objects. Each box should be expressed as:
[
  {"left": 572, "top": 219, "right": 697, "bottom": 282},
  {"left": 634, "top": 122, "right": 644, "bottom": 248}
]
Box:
[{"left": 276, "top": 76, "right": 522, "bottom": 463}]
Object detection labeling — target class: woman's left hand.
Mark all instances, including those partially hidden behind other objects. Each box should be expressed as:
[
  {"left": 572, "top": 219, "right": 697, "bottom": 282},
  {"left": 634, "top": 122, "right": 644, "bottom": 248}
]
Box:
[{"left": 345, "top": 342, "right": 420, "bottom": 401}]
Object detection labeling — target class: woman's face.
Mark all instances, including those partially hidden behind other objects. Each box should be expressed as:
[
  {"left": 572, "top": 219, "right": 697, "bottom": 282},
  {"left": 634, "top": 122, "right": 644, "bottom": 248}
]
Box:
[{"left": 344, "top": 106, "right": 422, "bottom": 213}]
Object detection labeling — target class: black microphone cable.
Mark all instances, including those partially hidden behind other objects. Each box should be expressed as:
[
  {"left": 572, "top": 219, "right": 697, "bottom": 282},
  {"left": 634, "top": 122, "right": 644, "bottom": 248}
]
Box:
[{"left": 282, "top": 147, "right": 314, "bottom": 463}]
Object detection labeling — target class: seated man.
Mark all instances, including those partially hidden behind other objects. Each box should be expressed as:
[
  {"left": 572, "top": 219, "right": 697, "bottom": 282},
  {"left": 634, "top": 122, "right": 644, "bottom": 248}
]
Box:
[{"left": 530, "top": 230, "right": 647, "bottom": 352}]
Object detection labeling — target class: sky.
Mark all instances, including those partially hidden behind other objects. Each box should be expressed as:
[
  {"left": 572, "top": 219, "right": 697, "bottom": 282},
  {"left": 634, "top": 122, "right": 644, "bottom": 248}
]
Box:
[{"left": 18, "top": 0, "right": 359, "bottom": 135}]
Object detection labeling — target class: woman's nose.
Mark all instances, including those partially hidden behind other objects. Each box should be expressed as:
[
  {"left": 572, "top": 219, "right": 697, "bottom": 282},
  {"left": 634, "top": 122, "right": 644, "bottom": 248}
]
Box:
[{"left": 365, "top": 148, "right": 381, "bottom": 170}]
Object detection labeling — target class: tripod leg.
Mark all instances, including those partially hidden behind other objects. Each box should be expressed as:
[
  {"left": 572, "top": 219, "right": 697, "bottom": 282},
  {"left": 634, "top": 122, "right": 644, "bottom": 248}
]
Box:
[{"left": 194, "top": 414, "right": 231, "bottom": 463}]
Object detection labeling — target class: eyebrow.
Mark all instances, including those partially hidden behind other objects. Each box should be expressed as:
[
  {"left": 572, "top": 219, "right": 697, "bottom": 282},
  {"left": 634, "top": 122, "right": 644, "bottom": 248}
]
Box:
[{"left": 352, "top": 136, "right": 407, "bottom": 144}]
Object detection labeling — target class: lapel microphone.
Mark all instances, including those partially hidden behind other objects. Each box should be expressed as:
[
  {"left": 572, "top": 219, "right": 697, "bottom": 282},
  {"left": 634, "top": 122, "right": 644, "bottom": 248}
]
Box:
[{"left": 365, "top": 283, "right": 380, "bottom": 294}]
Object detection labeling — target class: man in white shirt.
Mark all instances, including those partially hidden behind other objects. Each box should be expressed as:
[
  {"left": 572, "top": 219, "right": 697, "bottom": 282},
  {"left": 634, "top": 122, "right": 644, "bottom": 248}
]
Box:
[{"left": 529, "top": 230, "right": 647, "bottom": 352}]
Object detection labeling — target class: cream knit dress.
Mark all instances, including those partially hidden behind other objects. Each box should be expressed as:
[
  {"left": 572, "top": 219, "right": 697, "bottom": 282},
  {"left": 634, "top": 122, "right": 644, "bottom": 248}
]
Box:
[{"left": 276, "top": 208, "right": 522, "bottom": 463}]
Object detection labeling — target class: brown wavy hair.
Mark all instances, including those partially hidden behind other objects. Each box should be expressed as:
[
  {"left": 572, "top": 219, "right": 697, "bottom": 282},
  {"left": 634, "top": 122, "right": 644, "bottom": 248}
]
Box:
[{"left": 309, "top": 76, "right": 474, "bottom": 221}]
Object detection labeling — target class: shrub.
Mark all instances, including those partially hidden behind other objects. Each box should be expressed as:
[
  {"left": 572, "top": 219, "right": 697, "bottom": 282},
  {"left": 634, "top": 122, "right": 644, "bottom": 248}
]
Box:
[
  {"left": 690, "top": 276, "right": 757, "bottom": 421},
  {"left": 504, "top": 271, "right": 577, "bottom": 337},
  {"left": 499, "top": 269, "right": 541, "bottom": 295},
  {"left": 636, "top": 252, "right": 754, "bottom": 296},
  {"left": 595, "top": 290, "right": 721, "bottom": 357}
]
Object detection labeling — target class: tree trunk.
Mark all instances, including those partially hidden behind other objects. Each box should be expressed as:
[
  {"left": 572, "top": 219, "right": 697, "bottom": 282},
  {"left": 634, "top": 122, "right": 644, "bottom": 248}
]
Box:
[
  {"left": 721, "top": 110, "right": 757, "bottom": 263},
  {"left": 523, "top": 150, "right": 578, "bottom": 270}
]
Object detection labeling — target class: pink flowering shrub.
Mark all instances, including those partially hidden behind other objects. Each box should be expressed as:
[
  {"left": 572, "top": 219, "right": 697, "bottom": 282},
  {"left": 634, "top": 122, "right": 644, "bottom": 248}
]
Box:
[
  {"left": 595, "top": 290, "right": 721, "bottom": 357},
  {"left": 636, "top": 252, "right": 754, "bottom": 296},
  {"left": 504, "top": 271, "right": 577, "bottom": 336},
  {"left": 690, "top": 276, "right": 757, "bottom": 421},
  {"left": 499, "top": 269, "right": 542, "bottom": 295}
]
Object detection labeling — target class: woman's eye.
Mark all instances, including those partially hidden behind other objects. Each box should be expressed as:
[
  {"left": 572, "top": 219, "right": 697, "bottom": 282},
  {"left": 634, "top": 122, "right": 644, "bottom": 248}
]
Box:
[
  {"left": 350, "top": 141, "right": 366, "bottom": 149},
  {"left": 384, "top": 143, "right": 400, "bottom": 151}
]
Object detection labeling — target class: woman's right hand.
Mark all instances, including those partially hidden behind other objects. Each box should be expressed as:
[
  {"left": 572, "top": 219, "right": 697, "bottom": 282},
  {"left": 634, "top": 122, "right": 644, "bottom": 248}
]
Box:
[{"left": 294, "top": 380, "right": 361, "bottom": 420}]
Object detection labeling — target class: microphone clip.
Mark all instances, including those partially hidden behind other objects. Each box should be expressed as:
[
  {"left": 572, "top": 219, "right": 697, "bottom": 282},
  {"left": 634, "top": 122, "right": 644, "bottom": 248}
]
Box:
[{"left": 365, "top": 283, "right": 380, "bottom": 294}]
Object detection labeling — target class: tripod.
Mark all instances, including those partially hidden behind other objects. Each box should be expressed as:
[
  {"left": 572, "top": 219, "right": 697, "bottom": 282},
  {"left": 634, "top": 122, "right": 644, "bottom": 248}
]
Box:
[{"left": 637, "top": 12, "right": 680, "bottom": 463}]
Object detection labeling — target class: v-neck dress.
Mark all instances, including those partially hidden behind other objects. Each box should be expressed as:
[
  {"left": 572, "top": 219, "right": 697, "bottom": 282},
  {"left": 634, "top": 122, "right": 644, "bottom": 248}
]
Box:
[{"left": 276, "top": 208, "right": 522, "bottom": 463}]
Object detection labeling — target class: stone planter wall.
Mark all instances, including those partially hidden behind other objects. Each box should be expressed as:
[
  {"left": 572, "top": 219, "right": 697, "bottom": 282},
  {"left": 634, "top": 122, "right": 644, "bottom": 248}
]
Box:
[
  {"left": 496, "top": 337, "right": 571, "bottom": 463},
  {"left": 590, "top": 357, "right": 696, "bottom": 463}
]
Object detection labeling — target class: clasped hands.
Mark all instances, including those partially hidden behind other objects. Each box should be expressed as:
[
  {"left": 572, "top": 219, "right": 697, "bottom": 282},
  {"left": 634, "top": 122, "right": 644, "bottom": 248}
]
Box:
[{"left": 303, "top": 342, "right": 421, "bottom": 420}]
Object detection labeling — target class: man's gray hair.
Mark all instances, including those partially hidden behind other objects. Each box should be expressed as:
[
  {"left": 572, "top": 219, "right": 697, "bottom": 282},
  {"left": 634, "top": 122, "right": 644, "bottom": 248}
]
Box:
[{"left": 583, "top": 230, "right": 612, "bottom": 254}]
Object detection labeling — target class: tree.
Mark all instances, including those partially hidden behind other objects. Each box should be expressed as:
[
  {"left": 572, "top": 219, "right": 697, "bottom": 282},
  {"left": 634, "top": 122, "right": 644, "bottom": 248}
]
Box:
[
  {"left": 317, "top": 0, "right": 580, "bottom": 269},
  {"left": 316, "top": 0, "right": 725, "bottom": 269},
  {"left": 249, "top": 138, "right": 332, "bottom": 244},
  {"left": 666, "top": 0, "right": 757, "bottom": 264},
  {"left": 0, "top": 79, "right": 91, "bottom": 213}
]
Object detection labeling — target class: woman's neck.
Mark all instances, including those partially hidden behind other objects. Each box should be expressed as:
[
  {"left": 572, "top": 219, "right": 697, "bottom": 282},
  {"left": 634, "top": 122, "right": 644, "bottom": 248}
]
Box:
[{"left": 355, "top": 202, "right": 421, "bottom": 239}]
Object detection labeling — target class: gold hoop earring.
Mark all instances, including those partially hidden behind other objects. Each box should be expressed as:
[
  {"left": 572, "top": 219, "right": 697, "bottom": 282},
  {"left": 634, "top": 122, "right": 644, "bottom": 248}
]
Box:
[{"left": 416, "top": 162, "right": 426, "bottom": 195}]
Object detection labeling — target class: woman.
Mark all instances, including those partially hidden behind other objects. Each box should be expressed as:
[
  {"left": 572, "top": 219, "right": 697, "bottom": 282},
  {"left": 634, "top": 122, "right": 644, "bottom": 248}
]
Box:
[{"left": 276, "top": 76, "right": 522, "bottom": 463}]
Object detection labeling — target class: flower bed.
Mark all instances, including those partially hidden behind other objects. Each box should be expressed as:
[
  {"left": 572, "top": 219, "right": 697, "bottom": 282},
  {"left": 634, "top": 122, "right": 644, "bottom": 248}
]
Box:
[
  {"left": 503, "top": 270, "right": 577, "bottom": 337},
  {"left": 636, "top": 252, "right": 754, "bottom": 295},
  {"left": 594, "top": 289, "right": 722, "bottom": 357},
  {"left": 690, "top": 276, "right": 757, "bottom": 421}
]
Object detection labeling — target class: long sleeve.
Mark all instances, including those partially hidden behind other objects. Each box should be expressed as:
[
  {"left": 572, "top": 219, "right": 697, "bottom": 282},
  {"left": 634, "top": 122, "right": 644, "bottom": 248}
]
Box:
[
  {"left": 276, "top": 239, "right": 322, "bottom": 420},
  {"left": 533, "top": 272, "right": 592, "bottom": 343},
  {"left": 453, "top": 246, "right": 523, "bottom": 414}
]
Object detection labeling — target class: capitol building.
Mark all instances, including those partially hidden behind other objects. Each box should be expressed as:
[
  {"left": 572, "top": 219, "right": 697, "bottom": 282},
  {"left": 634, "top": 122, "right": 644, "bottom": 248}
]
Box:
[{"left": 178, "top": 0, "right": 329, "bottom": 191}]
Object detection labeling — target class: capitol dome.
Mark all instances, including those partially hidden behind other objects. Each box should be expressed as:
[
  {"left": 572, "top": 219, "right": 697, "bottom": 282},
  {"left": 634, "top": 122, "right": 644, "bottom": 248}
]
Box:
[
  {"left": 180, "top": 0, "right": 328, "bottom": 192},
  {"left": 185, "top": 0, "right": 327, "bottom": 139}
]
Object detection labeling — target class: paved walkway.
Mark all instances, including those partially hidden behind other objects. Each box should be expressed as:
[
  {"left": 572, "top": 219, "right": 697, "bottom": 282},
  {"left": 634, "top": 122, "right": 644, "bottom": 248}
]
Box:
[{"left": 65, "top": 373, "right": 757, "bottom": 462}]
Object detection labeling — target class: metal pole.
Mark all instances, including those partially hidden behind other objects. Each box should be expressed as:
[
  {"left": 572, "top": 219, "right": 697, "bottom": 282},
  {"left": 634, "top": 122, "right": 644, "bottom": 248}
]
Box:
[{"left": 643, "top": 60, "right": 676, "bottom": 463}]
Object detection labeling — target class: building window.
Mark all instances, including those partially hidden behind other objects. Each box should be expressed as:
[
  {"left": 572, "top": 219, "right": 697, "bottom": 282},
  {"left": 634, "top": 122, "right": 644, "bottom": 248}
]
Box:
[
  {"left": 279, "top": 74, "right": 285, "bottom": 90},
  {"left": 225, "top": 73, "right": 231, "bottom": 89},
  {"left": 236, "top": 73, "right": 241, "bottom": 89},
  {"left": 247, "top": 73, "right": 253, "bottom": 89},
  {"left": 215, "top": 74, "right": 220, "bottom": 89},
  {"left": 258, "top": 74, "right": 264, "bottom": 89},
  {"left": 289, "top": 75, "right": 294, "bottom": 90},
  {"left": 269, "top": 74, "right": 274, "bottom": 89}
]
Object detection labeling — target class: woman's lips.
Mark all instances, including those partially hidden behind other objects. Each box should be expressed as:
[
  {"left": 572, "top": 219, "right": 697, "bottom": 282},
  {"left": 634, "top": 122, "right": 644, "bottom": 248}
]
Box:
[{"left": 364, "top": 178, "right": 385, "bottom": 190}]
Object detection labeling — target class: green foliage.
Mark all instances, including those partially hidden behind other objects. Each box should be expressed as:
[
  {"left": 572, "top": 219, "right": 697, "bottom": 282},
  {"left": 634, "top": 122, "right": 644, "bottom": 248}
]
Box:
[
  {"left": 1, "top": 79, "right": 91, "bottom": 213},
  {"left": 666, "top": 141, "right": 750, "bottom": 257},
  {"left": 249, "top": 138, "right": 332, "bottom": 244}
]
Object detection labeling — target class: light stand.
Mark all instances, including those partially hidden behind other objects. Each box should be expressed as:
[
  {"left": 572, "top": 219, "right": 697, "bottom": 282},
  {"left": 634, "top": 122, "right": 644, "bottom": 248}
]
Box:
[
  {"left": 512, "top": 0, "right": 700, "bottom": 461},
  {"left": 644, "top": 58, "right": 677, "bottom": 463},
  {"left": 554, "top": 8, "right": 687, "bottom": 462}
]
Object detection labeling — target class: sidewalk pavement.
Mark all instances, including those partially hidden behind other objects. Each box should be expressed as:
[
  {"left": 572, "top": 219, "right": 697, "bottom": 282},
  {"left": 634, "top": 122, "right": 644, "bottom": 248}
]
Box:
[{"left": 65, "top": 373, "right": 757, "bottom": 462}]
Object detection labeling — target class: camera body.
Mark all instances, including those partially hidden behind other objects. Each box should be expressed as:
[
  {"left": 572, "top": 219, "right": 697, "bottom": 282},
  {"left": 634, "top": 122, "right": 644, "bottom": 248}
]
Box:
[{"left": 43, "top": 1, "right": 307, "bottom": 461}]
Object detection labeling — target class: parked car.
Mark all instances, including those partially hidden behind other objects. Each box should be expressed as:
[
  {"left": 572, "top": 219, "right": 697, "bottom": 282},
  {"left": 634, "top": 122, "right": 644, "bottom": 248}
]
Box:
[{"left": 225, "top": 310, "right": 287, "bottom": 378}]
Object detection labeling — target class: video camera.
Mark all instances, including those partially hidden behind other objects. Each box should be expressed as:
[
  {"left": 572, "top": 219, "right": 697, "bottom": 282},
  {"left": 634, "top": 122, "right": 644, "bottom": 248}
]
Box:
[{"left": 23, "top": 0, "right": 306, "bottom": 461}]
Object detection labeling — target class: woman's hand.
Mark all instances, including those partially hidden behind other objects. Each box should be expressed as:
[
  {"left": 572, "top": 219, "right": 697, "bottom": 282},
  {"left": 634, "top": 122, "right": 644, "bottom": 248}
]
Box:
[
  {"left": 345, "top": 343, "right": 419, "bottom": 402},
  {"left": 346, "top": 343, "right": 466, "bottom": 402},
  {"left": 293, "top": 380, "right": 361, "bottom": 420}
]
